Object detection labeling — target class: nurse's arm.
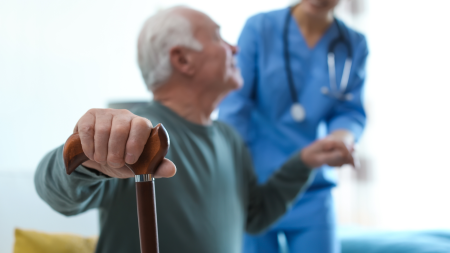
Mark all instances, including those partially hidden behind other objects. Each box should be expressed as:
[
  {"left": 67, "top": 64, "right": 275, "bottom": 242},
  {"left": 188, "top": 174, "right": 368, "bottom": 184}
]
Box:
[{"left": 327, "top": 37, "right": 369, "bottom": 142}]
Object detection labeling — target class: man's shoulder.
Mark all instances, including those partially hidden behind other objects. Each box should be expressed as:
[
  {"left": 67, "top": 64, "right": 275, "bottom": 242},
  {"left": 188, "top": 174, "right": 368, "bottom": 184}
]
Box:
[
  {"left": 213, "top": 120, "right": 246, "bottom": 148},
  {"left": 130, "top": 102, "right": 162, "bottom": 123}
]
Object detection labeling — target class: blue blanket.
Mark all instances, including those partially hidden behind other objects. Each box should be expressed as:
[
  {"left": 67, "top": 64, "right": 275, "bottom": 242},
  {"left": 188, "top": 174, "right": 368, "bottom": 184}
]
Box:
[{"left": 340, "top": 229, "right": 450, "bottom": 253}]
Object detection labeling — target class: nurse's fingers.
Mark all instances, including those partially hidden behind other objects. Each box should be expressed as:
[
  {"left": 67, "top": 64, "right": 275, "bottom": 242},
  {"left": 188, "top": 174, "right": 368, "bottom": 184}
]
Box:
[
  {"left": 306, "top": 139, "right": 354, "bottom": 168},
  {"left": 322, "top": 149, "right": 355, "bottom": 167},
  {"left": 153, "top": 158, "right": 177, "bottom": 178},
  {"left": 327, "top": 139, "right": 358, "bottom": 169},
  {"left": 331, "top": 140, "right": 354, "bottom": 162},
  {"left": 352, "top": 154, "right": 360, "bottom": 170}
]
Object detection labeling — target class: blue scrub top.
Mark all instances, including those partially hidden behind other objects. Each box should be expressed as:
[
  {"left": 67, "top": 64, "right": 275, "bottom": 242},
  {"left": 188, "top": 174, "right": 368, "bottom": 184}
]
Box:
[{"left": 218, "top": 8, "right": 368, "bottom": 229}]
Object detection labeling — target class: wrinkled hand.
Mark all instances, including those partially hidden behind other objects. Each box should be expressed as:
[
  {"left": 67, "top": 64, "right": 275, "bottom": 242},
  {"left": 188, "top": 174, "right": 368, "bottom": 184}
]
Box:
[
  {"left": 74, "top": 108, "right": 176, "bottom": 179},
  {"left": 301, "top": 138, "right": 355, "bottom": 168}
]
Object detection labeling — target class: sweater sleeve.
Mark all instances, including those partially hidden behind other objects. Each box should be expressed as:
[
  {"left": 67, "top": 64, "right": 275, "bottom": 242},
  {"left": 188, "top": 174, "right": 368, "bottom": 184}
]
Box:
[
  {"left": 244, "top": 146, "right": 315, "bottom": 234},
  {"left": 34, "top": 145, "right": 118, "bottom": 216}
]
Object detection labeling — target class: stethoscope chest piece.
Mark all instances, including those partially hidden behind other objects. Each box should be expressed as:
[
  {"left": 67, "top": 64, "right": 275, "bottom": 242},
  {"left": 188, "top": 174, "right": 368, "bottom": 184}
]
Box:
[{"left": 291, "top": 103, "right": 306, "bottom": 122}]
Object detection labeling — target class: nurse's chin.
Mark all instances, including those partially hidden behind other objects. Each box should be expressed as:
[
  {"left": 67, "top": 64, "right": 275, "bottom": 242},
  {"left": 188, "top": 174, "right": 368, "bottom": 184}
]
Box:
[{"left": 303, "top": 0, "right": 330, "bottom": 14}]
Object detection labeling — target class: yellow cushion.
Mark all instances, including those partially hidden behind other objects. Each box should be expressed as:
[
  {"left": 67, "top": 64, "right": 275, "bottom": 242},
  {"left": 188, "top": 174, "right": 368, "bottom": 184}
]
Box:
[{"left": 13, "top": 228, "right": 98, "bottom": 253}]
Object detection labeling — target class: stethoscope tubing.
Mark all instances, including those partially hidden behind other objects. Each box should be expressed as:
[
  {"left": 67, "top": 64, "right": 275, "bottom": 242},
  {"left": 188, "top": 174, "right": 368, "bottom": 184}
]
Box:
[
  {"left": 283, "top": 9, "right": 300, "bottom": 104},
  {"left": 283, "top": 7, "right": 353, "bottom": 105}
]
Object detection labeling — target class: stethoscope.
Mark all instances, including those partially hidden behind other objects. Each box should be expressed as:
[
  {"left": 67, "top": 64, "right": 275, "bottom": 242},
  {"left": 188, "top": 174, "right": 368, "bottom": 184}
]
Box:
[{"left": 284, "top": 8, "right": 354, "bottom": 122}]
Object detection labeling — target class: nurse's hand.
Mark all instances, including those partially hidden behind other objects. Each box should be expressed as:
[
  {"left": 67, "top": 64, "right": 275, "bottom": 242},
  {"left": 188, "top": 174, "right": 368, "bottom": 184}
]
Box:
[
  {"left": 328, "top": 129, "right": 355, "bottom": 147},
  {"left": 73, "top": 108, "right": 177, "bottom": 179},
  {"left": 327, "top": 129, "right": 359, "bottom": 169},
  {"left": 301, "top": 138, "right": 355, "bottom": 168}
]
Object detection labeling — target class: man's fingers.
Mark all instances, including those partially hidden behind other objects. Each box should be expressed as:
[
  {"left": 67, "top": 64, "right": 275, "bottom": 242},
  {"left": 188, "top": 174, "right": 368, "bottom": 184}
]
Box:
[
  {"left": 328, "top": 140, "right": 355, "bottom": 166},
  {"left": 322, "top": 149, "right": 355, "bottom": 167},
  {"left": 73, "top": 108, "right": 164, "bottom": 179},
  {"left": 124, "top": 117, "right": 153, "bottom": 164},
  {"left": 94, "top": 112, "right": 113, "bottom": 165},
  {"left": 76, "top": 112, "right": 96, "bottom": 161},
  {"left": 329, "top": 140, "right": 349, "bottom": 153},
  {"left": 153, "top": 158, "right": 177, "bottom": 178},
  {"left": 315, "top": 139, "right": 354, "bottom": 167},
  {"left": 107, "top": 113, "right": 132, "bottom": 168}
]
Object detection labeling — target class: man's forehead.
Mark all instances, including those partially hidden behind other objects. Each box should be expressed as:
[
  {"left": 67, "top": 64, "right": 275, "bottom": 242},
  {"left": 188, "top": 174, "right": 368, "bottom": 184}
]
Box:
[
  {"left": 189, "top": 11, "right": 217, "bottom": 29},
  {"left": 171, "top": 7, "right": 219, "bottom": 35}
]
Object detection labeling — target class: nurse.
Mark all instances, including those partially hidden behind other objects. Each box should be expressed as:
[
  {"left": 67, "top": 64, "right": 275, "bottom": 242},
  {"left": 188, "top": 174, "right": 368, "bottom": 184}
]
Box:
[{"left": 218, "top": 0, "right": 368, "bottom": 252}]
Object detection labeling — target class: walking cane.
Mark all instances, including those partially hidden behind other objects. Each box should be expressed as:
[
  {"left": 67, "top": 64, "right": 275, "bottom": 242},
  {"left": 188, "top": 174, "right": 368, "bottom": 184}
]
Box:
[{"left": 62, "top": 123, "right": 170, "bottom": 253}]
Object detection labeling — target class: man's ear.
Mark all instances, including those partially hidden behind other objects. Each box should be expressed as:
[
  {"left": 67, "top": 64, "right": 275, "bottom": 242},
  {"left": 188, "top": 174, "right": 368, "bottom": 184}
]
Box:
[{"left": 169, "top": 46, "right": 196, "bottom": 76}]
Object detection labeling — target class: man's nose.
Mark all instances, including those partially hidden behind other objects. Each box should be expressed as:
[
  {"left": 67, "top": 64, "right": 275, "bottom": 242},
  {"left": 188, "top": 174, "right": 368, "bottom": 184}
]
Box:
[
  {"left": 224, "top": 40, "right": 238, "bottom": 55},
  {"left": 230, "top": 44, "right": 238, "bottom": 55}
]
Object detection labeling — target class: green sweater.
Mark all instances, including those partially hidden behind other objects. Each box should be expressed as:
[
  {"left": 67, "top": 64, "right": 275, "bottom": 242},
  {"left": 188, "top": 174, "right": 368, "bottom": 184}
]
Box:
[{"left": 35, "top": 101, "right": 314, "bottom": 253}]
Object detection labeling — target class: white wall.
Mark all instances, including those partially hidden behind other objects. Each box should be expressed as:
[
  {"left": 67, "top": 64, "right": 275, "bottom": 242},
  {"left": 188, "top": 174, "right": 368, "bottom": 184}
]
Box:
[
  {"left": 363, "top": 0, "right": 450, "bottom": 230},
  {"left": 334, "top": 0, "right": 450, "bottom": 230}
]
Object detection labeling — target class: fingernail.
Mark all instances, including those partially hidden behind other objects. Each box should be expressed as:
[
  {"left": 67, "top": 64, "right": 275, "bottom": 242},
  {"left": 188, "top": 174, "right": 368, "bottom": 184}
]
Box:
[{"left": 125, "top": 153, "right": 135, "bottom": 164}]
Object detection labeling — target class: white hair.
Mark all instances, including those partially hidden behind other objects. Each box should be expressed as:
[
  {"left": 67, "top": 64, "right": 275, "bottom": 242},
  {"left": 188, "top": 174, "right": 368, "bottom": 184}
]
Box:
[{"left": 137, "top": 7, "right": 203, "bottom": 90}]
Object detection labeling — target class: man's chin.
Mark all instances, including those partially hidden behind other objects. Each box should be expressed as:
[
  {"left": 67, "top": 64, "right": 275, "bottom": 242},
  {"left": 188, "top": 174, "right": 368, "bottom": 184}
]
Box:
[
  {"left": 231, "top": 72, "right": 244, "bottom": 90},
  {"left": 220, "top": 77, "right": 243, "bottom": 101},
  {"left": 222, "top": 70, "right": 243, "bottom": 92}
]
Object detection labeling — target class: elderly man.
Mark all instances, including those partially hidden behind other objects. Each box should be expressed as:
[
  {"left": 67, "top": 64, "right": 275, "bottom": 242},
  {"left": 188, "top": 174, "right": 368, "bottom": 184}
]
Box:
[{"left": 35, "top": 6, "right": 354, "bottom": 253}]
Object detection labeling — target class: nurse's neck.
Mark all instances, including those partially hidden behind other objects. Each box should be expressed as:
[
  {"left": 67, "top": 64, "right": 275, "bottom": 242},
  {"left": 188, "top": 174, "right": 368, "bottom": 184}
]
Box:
[{"left": 292, "top": 3, "right": 334, "bottom": 48}]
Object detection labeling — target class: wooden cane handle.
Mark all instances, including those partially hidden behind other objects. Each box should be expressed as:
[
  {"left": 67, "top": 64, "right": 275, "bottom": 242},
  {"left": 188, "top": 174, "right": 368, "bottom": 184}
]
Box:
[{"left": 63, "top": 123, "right": 170, "bottom": 175}]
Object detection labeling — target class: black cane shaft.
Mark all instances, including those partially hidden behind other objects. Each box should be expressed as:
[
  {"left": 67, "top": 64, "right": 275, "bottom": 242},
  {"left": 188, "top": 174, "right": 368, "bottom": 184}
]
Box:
[{"left": 135, "top": 180, "right": 159, "bottom": 253}]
